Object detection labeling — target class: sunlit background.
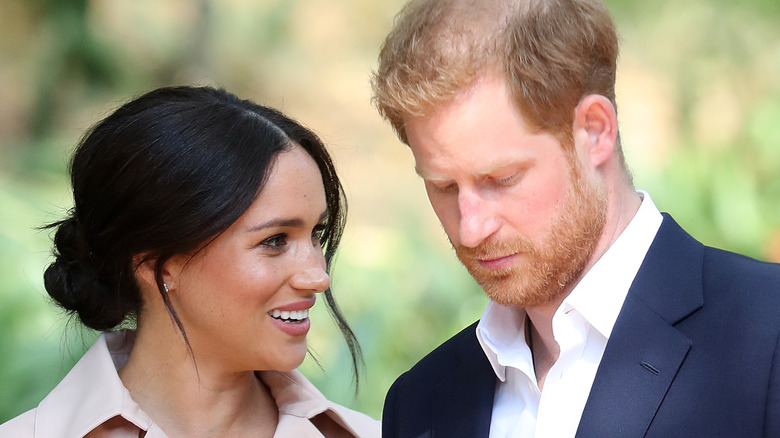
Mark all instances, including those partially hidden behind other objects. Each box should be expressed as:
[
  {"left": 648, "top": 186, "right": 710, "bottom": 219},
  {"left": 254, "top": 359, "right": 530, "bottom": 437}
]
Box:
[{"left": 1, "top": 0, "right": 779, "bottom": 422}]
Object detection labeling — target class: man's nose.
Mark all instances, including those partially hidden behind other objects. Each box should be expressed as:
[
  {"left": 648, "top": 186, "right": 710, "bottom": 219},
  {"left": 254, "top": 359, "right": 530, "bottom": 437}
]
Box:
[
  {"left": 457, "top": 190, "right": 500, "bottom": 248},
  {"left": 289, "top": 246, "right": 331, "bottom": 293}
]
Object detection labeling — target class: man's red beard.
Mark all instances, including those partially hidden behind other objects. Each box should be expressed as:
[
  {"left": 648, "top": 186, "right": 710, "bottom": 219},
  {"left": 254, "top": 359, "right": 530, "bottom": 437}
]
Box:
[{"left": 454, "top": 162, "right": 607, "bottom": 308}]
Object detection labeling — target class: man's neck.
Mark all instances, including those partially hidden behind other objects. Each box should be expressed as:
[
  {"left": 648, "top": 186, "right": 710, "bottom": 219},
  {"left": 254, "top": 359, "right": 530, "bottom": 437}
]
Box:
[
  {"left": 525, "top": 300, "right": 563, "bottom": 390},
  {"left": 525, "top": 187, "right": 643, "bottom": 389}
]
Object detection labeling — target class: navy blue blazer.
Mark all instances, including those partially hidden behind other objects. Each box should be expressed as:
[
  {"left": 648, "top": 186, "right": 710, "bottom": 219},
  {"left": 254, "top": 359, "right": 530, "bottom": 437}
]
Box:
[{"left": 382, "top": 215, "right": 780, "bottom": 437}]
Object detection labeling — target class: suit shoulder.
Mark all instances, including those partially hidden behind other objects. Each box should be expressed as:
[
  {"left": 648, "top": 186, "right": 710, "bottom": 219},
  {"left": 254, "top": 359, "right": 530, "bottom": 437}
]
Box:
[
  {"left": 395, "top": 321, "right": 482, "bottom": 384},
  {"left": 703, "top": 245, "right": 780, "bottom": 289},
  {"left": 383, "top": 320, "right": 494, "bottom": 437},
  {"left": 701, "top": 246, "right": 780, "bottom": 321}
]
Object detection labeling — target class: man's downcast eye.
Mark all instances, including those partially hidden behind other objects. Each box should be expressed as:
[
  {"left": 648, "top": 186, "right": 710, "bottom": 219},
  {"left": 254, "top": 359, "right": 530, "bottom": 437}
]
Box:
[
  {"left": 494, "top": 173, "right": 518, "bottom": 186},
  {"left": 431, "top": 181, "right": 457, "bottom": 194}
]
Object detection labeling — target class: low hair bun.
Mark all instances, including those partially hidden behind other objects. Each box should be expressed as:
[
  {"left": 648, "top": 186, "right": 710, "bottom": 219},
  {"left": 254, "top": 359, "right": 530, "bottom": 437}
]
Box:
[{"left": 43, "top": 217, "right": 127, "bottom": 330}]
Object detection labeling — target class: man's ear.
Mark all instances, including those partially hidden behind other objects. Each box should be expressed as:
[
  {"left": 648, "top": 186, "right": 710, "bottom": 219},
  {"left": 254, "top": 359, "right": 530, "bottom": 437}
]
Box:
[{"left": 574, "top": 94, "right": 618, "bottom": 168}]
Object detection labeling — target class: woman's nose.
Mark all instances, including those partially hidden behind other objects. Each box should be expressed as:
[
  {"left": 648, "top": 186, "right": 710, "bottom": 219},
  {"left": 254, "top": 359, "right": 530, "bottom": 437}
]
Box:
[{"left": 289, "top": 248, "right": 331, "bottom": 293}]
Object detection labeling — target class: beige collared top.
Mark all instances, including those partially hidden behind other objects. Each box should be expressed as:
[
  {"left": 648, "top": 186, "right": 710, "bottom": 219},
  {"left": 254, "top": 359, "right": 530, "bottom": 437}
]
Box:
[{"left": 0, "top": 330, "right": 379, "bottom": 437}]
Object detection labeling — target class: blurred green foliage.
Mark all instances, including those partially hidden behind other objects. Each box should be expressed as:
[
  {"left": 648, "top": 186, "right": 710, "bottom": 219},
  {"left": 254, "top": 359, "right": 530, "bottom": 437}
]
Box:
[{"left": 0, "top": 0, "right": 778, "bottom": 423}]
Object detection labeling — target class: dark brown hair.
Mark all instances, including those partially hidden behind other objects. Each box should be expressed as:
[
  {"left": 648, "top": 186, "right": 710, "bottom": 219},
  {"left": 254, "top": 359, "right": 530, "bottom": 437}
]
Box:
[{"left": 44, "top": 86, "right": 361, "bottom": 382}]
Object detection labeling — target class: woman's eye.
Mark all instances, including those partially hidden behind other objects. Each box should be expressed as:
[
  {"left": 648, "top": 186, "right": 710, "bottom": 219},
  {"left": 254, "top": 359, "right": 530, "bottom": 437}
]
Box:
[
  {"left": 261, "top": 234, "right": 287, "bottom": 249},
  {"left": 312, "top": 224, "right": 327, "bottom": 244}
]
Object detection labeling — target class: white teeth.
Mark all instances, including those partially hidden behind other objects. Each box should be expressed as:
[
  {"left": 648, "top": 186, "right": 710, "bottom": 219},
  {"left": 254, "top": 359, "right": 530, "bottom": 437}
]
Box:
[
  {"left": 288, "top": 310, "right": 309, "bottom": 320},
  {"left": 269, "top": 309, "right": 309, "bottom": 321}
]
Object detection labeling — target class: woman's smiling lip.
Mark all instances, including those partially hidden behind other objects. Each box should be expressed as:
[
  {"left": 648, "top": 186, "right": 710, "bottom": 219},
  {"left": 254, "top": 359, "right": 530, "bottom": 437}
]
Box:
[
  {"left": 477, "top": 253, "right": 517, "bottom": 270},
  {"left": 270, "top": 297, "right": 316, "bottom": 312},
  {"left": 268, "top": 297, "right": 316, "bottom": 337},
  {"left": 270, "top": 315, "right": 311, "bottom": 337}
]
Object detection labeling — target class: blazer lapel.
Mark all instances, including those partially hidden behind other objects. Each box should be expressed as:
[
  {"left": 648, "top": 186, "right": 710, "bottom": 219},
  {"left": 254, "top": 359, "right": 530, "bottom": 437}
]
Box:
[
  {"left": 576, "top": 215, "right": 704, "bottom": 438},
  {"left": 432, "top": 327, "right": 496, "bottom": 438}
]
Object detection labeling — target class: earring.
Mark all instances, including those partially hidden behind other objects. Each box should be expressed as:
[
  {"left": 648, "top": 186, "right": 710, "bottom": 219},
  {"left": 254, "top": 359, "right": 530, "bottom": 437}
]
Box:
[{"left": 163, "top": 283, "right": 169, "bottom": 293}]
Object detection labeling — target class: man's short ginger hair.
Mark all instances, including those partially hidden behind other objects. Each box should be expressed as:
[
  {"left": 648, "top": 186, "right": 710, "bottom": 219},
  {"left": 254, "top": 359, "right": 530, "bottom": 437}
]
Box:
[{"left": 371, "top": 0, "right": 622, "bottom": 155}]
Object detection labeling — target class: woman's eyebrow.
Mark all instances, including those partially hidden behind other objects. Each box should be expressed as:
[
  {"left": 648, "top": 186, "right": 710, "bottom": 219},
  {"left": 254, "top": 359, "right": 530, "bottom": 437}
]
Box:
[{"left": 246, "top": 210, "right": 328, "bottom": 232}]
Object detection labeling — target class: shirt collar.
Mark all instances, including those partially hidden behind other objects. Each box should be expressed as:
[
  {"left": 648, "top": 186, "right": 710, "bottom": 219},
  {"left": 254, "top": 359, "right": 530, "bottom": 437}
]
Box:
[
  {"left": 34, "top": 330, "right": 155, "bottom": 438},
  {"left": 477, "top": 190, "right": 663, "bottom": 381},
  {"left": 476, "top": 301, "right": 530, "bottom": 382},
  {"left": 260, "top": 369, "right": 365, "bottom": 437},
  {"left": 33, "top": 330, "right": 374, "bottom": 438},
  {"left": 564, "top": 190, "right": 662, "bottom": 339}
]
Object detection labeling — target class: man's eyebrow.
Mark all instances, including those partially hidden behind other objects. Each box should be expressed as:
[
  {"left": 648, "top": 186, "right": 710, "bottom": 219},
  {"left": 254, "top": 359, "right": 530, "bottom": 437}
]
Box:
[
  {"left": 247, "top": 211, "right": 328, "bottom": 232},
  {"left": 479, "top": 159, "right": 526, "bottom": 176},
  {"left": 414, "top": 158, "right": 527, "bottom": 180}
]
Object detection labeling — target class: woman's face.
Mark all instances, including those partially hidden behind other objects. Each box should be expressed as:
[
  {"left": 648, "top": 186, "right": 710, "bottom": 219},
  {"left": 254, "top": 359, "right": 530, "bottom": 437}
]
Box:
[{"left": 168, "top": 144, "right": 331, "bottom": 373}]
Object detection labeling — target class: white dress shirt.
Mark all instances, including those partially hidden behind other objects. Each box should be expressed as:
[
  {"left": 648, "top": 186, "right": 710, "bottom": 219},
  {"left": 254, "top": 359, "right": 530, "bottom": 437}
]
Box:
[
  {"left": 0, "top": 329, "right": 380, "bottom": 437},
  {"left": 477, "top": 191, "right": 663, "bottom": 438}
]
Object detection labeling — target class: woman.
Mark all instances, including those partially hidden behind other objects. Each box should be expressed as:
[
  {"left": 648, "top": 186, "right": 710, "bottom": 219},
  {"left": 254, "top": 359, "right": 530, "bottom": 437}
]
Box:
[{"left": 0, "top": 86, "right": 379, "bottom": 437}]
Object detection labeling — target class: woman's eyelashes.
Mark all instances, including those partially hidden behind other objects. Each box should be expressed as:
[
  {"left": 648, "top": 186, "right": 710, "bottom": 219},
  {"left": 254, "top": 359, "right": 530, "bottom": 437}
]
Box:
[
  {"left": 257, "top": 223, "right": 328, "bottom": 253},
  {"left": 260, "top": 233, "right": 288, "bottom": 251},
  {"left": 312, "top": 223, "right": 327, "bottom": 245}
]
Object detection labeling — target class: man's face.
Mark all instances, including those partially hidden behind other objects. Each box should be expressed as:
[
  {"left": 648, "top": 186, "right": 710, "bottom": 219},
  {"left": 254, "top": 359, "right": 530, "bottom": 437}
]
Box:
[{"left": 404, "top": 74, "right": 607, "bottom": 308}]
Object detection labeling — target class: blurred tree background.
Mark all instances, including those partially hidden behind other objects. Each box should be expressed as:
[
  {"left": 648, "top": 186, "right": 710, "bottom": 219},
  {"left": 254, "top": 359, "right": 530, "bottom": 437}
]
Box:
[{"left": 1, "top": 0, "right": 778, "bottom": 423}]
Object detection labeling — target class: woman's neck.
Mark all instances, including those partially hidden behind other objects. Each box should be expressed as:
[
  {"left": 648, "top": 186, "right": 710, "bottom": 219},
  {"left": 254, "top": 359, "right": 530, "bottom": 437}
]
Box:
[{"left": 118, "top": 323, "right": 278, "bottom": 437}]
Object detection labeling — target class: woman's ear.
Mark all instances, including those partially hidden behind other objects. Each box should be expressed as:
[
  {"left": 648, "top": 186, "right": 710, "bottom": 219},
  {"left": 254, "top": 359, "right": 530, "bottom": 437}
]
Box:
[
  {"left": 573, "top": 94, "right": 618, "bottom": 168},
  {"left": 132, "top": 252, "right": 177, "bottom": 295}
]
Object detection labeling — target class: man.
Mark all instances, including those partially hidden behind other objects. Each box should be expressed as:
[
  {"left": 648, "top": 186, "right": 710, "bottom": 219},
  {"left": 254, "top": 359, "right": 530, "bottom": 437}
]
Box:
[{"left": 371, "top": 0, "right": 780, "bottom": 436}]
